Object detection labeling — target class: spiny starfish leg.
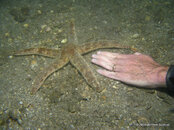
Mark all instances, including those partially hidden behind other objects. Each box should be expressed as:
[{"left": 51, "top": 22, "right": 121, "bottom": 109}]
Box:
[
  {"left": 31, "top": 57, "right": 69, "bottom": 94},
  {"left": 70, "top": 51, "right": 104, "bottom": 92},
  {"left": 78, "top": 40, "right": 130, "bottom": 54},
  {"left": 14, "top": 48, "right": 60, "bottom": 58}
]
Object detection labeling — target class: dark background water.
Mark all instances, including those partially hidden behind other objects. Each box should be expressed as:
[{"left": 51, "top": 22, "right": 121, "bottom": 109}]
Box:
[{"left": 0, "top": 0, "right": 174, "bottom": 129}]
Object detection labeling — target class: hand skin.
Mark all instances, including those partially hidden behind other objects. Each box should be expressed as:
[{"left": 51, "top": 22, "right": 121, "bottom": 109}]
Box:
[{"left": 91, "top": 51, "right": 169, "bottom": 88}]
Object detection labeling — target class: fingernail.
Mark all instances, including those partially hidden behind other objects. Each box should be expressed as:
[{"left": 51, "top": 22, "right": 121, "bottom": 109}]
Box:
[
  {"left": 92, "top": 54, "right": 96, "bottom": 58},
  {"left": 134, "top": 52, "right": 141, "bottom": 55},
  {"left": 97, "top": 51, "right": 101, "bottom": 54}
]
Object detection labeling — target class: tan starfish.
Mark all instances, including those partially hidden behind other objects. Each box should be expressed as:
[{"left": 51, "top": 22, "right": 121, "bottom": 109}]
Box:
[{"left": 14, "top": 20, "right": 132, "bottom": 94}]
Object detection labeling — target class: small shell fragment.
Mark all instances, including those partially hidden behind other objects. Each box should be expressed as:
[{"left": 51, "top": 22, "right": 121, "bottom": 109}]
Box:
[{"left": 61, "top": 39, "right": 67, "bottom": 44}]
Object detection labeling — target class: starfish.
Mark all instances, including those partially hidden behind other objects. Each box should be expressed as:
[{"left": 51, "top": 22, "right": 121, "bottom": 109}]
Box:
[{"left": 14, "top": 21, "right": 131, "bottom": 94}]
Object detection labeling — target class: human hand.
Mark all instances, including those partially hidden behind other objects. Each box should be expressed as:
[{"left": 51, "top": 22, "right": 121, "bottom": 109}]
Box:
[{"left": 91, "top": 51, "right": 169, "bottom": 88}]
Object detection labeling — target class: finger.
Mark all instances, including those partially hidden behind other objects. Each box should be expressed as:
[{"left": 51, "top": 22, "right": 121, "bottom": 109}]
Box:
[
  {"left": 91, "top": 58, "right": 113, "bottom": 70},
  {"left": 96, "top": 51, "right": 120, "bottom": 58},
  {"left": 97, "top": 51, "right": 135, "bottom": 59},
  {"left": 97, "top": 69, "right": 148, "bottom": 86},
  {"left": 97, "top": 69, "right": 122, "bottom": 81},
  {"left": 92, "top": 54, "right": 115, "bottom": 64},
  {"left": 97, "top": 69, "right": 136, "bottom": 84},
  {"left": 113, "top": 58, "right": 137, "bottom": 67},
  {"left": 112, "top": 65, "right": 126, "bottom": 72}
]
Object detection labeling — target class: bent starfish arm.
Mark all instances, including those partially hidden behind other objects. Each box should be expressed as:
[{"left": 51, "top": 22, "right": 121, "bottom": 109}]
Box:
[
  {"left": 31, "top": 57, "right": 69, "bottom": 94},
  {"left": 14, "top": 48, "right": 60, "bottom": 58},
  {"left": 70, "top": 51, "right": 104, "bottom": 92},
  {"left": 78, "top": 40, "right": 130, "bottom": 54}
]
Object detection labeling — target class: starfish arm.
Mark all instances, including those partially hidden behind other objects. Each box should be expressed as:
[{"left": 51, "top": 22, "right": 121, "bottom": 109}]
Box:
[
  {"left": 70, "top": 51, "right": 104, "bottom": 92},
  {"left": 13, "top": 48, "right": 60, "bottom": 58},
  {"left": 77, "top": 40, "right": 130, "bottom": 54},
  {"left": 31, "top": 57, "right": 69, "bottom": 94}
]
